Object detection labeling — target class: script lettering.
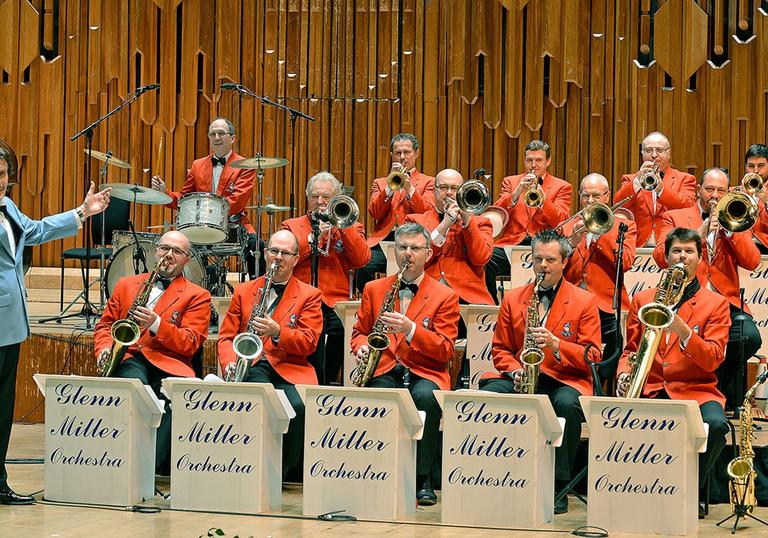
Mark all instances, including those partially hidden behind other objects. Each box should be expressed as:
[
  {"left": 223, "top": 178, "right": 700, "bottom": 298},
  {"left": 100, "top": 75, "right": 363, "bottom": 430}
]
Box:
[{"left": 54, "top": 384, "right": 123, "bottom": 407}]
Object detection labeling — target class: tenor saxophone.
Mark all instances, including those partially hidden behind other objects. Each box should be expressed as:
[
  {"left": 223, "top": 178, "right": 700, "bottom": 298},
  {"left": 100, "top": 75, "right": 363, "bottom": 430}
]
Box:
[{"left": 519, "top": 272, "right": 546, "bottom": 394}]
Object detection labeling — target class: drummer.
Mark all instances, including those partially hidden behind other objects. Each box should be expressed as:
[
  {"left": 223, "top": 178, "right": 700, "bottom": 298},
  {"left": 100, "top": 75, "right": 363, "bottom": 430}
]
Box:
[{"left": 151, "top": 117, "right": 265, "bottom": 280}]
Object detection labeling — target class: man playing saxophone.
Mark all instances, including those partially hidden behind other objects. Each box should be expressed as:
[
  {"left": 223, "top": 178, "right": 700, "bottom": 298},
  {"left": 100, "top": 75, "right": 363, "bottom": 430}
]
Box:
[
  {"left": 217, "top": 230, "right": 323, "bottom": 479},
  {"left": 617, "top": 227, "right": 730, "bottom": 519},
  {"left": 351, "top": 222, "right": 460, "bottom": 506},
  {"left": 480, "top": 229, "right": 601, "bottom": 515},
  {"left": 94, "top": 231, "right": 211, "bottom": 474}
]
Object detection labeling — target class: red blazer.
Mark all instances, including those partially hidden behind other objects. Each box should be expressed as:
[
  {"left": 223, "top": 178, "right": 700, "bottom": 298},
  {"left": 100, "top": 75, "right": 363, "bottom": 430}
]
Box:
[
  {"left": 562, "top": 217, "right": 637, "bottom": 313},
  {"left": 367, "top": 170, "right": 435, "bottom": 247},
  {"left": 94, "top": 274, "right": 211, "bottom": 377},
  {"left": 281, "top": 215, "right": 371, "bottom": 307},
  {"left": 493, "top": 172, "right": 572, "bottom": 246},
  {"left": 406, "top": 209, "right": 494, "bottom": 305},
  {"left": 751, "top": 202, "right": 768, "bottom": 248},
  {"left": 351, "top": 274, "right": 460, "bottom": 390},
  {"left": 652, "top": 204, "right": 760, "bottom": 313},
  {"left": 614, "top": 166, "right": 697, "bottom": 247},
  {"left": 165, "top": 152, "right": 256, "bottom": 233},
  {"left": 217, "top": 275, "right": 323, "bottom": 385},
  {"left": 486, "top": 280, "right": 602, "bottom": 396},
  {"left": 618, "top": 286, "right": 730, "bottom": 407}
]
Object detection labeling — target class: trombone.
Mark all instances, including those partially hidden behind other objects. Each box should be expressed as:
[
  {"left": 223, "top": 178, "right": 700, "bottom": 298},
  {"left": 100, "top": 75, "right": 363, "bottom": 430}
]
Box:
[
  {"left": 707, "top": 173, "right": 761, "bottom": 261},
  {"left": 556, "top": 194, "right": 634, "bottom": 237},
  {"left": 456, "top": 180, "right": 491, "bottom": 214},
  {"left": 314, "top": 194, "right": 360, "bottom": 256}
]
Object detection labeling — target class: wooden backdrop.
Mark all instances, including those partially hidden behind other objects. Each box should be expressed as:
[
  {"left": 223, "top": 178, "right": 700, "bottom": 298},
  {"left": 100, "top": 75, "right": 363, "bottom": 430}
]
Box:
[{"left": 1, "top": 0, "right": 767, "bottom": 268}]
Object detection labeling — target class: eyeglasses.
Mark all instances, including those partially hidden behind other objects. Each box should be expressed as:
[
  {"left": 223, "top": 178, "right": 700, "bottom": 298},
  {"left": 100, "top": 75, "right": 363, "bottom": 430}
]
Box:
[
  {"left": 579, "top": 191, "right": 610, "bottom": 200},
  {"left": 267, "top": 247, "right": 298, "bottom": 258},
  {"left": 208, "top": 130, "right": 231, "bottom": 139},
  {"left": 157, "top": 245, "right": 189, "bottom": 257},
  {"left": 395, "top": 244, "right": 429, "bottom": 253},
  {"left": 642, "top": 147, "right": 669, "bottom": 156},
  {"left": 436, "top": 185, "right": 460, "bottom": 193}
]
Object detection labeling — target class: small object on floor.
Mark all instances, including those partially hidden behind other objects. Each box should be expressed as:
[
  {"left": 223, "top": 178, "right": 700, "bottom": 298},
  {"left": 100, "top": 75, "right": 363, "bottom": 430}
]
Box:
[
  {"left": 0, "top": 487, "right": 35, "bottom": 505},
  {"left": 554, "top": 494, "right": 569, "bottom": 514},
  {"left": 699, "top": 503, "right": 706, "bottom": 519}
]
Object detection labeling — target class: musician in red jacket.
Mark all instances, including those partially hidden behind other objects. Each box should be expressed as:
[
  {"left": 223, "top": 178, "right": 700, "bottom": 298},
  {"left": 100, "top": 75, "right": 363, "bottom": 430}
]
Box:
[
  {"left": 613, "top": 131, "right": 697, "bottom": 246},
  {"left": 745, "top": 144, "right": 768, "bottom": 253},
  {"left": 281, "top": 171, "right": 371, "bottom": 384},
  {"left": 356, "top": 133, "right": 435, "bottom": 293},
  {"left": 618, "top": 227, "right": 730, "bottom": 517},
  {"left": 481, "top": 229, "right": 602, "bottom": 514},
  {"left": 652, "top": 168, "right": 761, "bottom": 410},
  {"left": 218, "top": 229, "right": 323, "bottom": 476},
  {"left": 352, "top": 222, "right": 460, "bottom": 506},
  {"left": 94, "top": 231, "right": 211, "bottom": 474}
]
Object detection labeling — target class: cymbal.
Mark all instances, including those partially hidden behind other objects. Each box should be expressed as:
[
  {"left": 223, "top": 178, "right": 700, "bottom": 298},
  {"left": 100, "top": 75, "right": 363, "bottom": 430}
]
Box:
[
  {"left": 245, "top": 203, "right": 293, "bottom": 213},
  {"left": 230, "top": 156, "right": 289, "bottom": 170},
  {"left": 100, "top": 183, "right": 172, "bottom": 205},
  {"left": 84, "top": 149, "right": 131, "bottom": 169}
]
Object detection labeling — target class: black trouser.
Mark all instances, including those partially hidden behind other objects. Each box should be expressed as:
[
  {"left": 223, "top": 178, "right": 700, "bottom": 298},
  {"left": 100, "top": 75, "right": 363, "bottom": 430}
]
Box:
[
  {"left": 367, "top": 365, "right": 440, "bottom": 479},
  {"left": 484, "top": 247, "right": 511, "bottom": 305},
  {"left": 719, "top": 305, "right": 762, "bottom": 410},
  {"left": 309, "top": 304, "right": 344, "bottom": 385},
  {"left": 115, "top": 355, "right": 173, "bottom": 474},
  {"left": 480, "top": 373, "right": 584, "bottom": 486},
  {"left": 598, "top": 309, "right": 619, "bottom": 384},
  {"left": 0, "top": 343, "right": 21, "bottom": 489},
  {"left": 245, "top": 359, "right": 305, "bottom": 475},
  {"left": 356, "top": 243, "right": 387, "bottom": 294}
]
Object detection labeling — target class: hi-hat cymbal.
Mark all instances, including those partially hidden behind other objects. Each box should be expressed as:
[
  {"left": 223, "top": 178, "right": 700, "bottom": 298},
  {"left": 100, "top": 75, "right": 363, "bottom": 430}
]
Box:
[
  {"left": 230, "top": 156, "right": 289, "bottom": 169},
  {"left": 100, "top": 183, "right": 172, "bottom": 205},
  {"left": 245, "top": 203, "right": 293, "bottom": 214},
  {"left": 84, "top": 149, "right": 131, "bottom": 169}
]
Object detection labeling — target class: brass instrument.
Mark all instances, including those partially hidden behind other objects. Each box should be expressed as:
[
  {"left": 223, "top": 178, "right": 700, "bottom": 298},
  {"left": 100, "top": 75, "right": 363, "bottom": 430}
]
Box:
[
  {"left": 352, "top": 262, "right": 409, "bottom": 387},
  {"left": 715, "top": 187, "right": 759, "bottom": 234},
  {"left": 456, "top": 179, "right": 491, "bottom": 214},
  {"left": 557, "top": 194, "right": 635, "bottom": 237},
  {"left": 318, "top": 194, "right": 360, "bottom": 256},
  {"left": 621, "top": 263, "right": 688, "bottom": 398},
  {"left": 519, "top": 273, "right": 546, "bottom": 394},
  {"left": 637, "top": 163, "right": 662, "bottom": 190},
  {"left": 523, "top": 174, "right": 544, "bottom": 208},
  {"left": 741, "top": 172, "right": 763, "bottom": 195},
  {"left": 103, "top": 253, "right": 172, "bottom": 377},
  {"left": 385, "top": 165, "right": 409, "bottom": 191},
  {"left": 229, "top": 261, "right": 279, "bottom": 382}
]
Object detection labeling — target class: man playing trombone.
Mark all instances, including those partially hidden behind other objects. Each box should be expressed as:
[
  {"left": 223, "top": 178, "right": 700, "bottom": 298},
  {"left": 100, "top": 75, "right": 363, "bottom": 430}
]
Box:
[
  {"left": 217, "top": 230, "right": 323, "bottom": 478},
  {"left": 652, "top": 168, "right": 761, "bottom": 410},
  {"left": 281, "top": 171, "right": 371, "bottom": 384}
]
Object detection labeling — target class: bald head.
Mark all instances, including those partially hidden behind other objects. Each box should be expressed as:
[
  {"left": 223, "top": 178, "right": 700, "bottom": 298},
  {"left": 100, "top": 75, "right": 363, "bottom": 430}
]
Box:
[
  {"left": 269, "top": 229, "right": 299, "bottom": 253},
  {"left": 579, "top": 173, "right": 611, "bottom": 207},
  {"left": 160, "top": 231, "right": 192, "bottom": 254},
  {"left": 434, "top": 168, "right": 464, "bottom": 211},
  {"left": 641, "top": 132, "right": 671, "bottom": 169},
  {"left": 156, "top": 231, "right": 192, "bottom": 278}
]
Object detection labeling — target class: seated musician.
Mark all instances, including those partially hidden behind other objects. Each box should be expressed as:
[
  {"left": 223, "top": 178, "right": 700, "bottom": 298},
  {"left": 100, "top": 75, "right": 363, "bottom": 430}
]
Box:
[
  {"left": 281, "top": 172, "right": 371, "bottom": 384},
  {"left": 652, "top": 168, "right": 761, "bottom": 410},
  {"left": 561, "top": 173, "right": 637, "bottom": 383},
  {"left": 486, "top": 140, "right": 571, "bottom": 301},
  {"left": 217, "top": 230, "right": 323, "bottom": 478},
  {"left": 618, "top": 227, "right": 730, "bottom": 519},
  {"left": 480, "top": 229, "right": 602, "bottom": 515},
  {"left": 351, "top": 222, "right": 460, "bottom": 506},
  {"left": 151, "top": 117, "right": 264, "bottom": 280},
  {"left": 744, "top": 144, "right": 768, "bottom": 253},
  {"left": 94, "top": 231, "right": 211, "bottom": 474},
  {"left": 405, "top": 168, "right": 495, "bottom": 306},
  {"left": 613, "top": 131, "right": 697, "bottom": 246},
  {"left": 356, "top": 133, "right": 435, "bottom": 293}
]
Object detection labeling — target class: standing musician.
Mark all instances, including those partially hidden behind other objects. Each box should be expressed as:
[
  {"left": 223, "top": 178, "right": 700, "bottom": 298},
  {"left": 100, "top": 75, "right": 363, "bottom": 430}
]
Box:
[
  {"left": 151, "top": 117, "right": 264, "bottom": 279},
  {"left": 561, "top": 173, "right": 637, "bottom": 382},
  {"left": 614, "top": 131, "right": 697, "bottom": 247},
  {"left": 217, "top": 230, "right": 323, "bottom": 478},
  {"left": 480, "top": 229, "right": 602, "bottom": 515},
  {"left": 405, "top": 168, "right": 495, "bottom": 306},
  {"left": 351, "top": 222, "right": 460, "bottom": 506},
  {"left": 744, "top": 144, "right": 768, "bottom": 253},
  {"left": 618, "top": 227, "right": 730, "bottom": 519},
  {"left": 94, "top": 231, "right": 211, "bottom": 474},
  {"left": 356, "top": 133, "right": 435, "bottom": 293},
  {"left": 486, "top": 140, "right": 572, "bottom": 300},
  {"left": 1, "top": 146, "right": 111, "bottom": 505},
  {"left": 281, "top": 171, "right": 371, "bottom": 384},
  {"left": 652, "top": 168, "right": 761, "bottom": 410}
]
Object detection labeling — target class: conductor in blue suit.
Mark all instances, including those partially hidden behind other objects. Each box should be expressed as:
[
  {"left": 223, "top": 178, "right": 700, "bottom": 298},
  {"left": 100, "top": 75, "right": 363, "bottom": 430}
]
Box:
[{"left": 0, "top": 147, "right": 111, "bottom": 505}]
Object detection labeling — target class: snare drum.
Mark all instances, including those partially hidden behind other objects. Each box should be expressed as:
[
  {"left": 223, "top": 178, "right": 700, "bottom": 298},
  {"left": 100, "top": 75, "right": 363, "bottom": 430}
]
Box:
[
  {"left": 111, "top": 230, "right": 160, "bottom": 251},
  {"left": 177, "top": 193, "right": 229, "bottom": 244},
  {"left": 105, "top": 240, "right": 207, "bottom": 297}
]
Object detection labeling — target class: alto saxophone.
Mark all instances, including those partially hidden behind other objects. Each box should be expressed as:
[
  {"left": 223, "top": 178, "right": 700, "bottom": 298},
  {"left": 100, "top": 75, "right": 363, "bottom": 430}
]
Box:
[
  {"left": 621, "top": 263, "right": 688, "bottom": 398},
  {"left": 519, "top": 272, "right": 546, "bottom": 394},
  {"left": 352, "top": 262, "right": 409, "bottom": 387},
  {"left": 102, "top": 252, "right": 172, "bottom": 377},
  {"left": 229, "top": 261, "right": 279, "bottom": 382}
]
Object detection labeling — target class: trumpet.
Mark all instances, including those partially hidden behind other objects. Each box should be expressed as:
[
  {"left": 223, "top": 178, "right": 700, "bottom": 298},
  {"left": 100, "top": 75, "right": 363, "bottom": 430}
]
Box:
[
  {"left": 637, "top": 163, "right": 662, "bottom": 190},
  {"left": 741, "top": 172, "right": 763, "bottom": 196},
  {"left": 456, "top": 180, "right": 491, "bottom": 214},
  {"left": 556, "top": 194, "right": 634, "bottom": 237},
  {"left": 385, "top": 164, "right": 409, "bottom": 191},
  {"left": 314, "top": 194, "right": 360, "bottom": 256},
  {"left": 522, "top": 174, "right": 544, "bottom": 208}
]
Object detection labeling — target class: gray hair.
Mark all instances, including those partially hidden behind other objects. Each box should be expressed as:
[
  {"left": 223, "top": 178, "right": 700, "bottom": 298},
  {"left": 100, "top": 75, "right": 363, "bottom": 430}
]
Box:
[
  {"left": 524, "top": 140, "right": 551, "bottom": 158},
  {"left": 210, "top": 117, "right": 235, "bottom": 136},
  {"left": 306, "top": 171, "right": 342, "bottom": 197},
  {"left": 394, "top": 222, "right": 431, "bottom": 248}
]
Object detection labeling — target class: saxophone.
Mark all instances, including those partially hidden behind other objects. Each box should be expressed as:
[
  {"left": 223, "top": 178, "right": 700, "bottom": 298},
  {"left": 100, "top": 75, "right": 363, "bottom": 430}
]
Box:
[
  {"left": 228, "top": 261, "right": 279, "bottom": 382},
  {"left": 102, "top": 253, "right": 172, "bottom": 377},
  {"left": 621, "top": 263, "right": 688, "bottom": 398},
  {"left": 519, "top": 272, "right": 546, "bottom": 394},
  {"left": 352, "top": 262, "right": 409, "bottom": 387}
]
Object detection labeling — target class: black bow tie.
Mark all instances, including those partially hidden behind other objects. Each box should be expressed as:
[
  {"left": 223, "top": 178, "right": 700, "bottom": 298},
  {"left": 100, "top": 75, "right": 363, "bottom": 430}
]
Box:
[
  {"left": 157, "top": 277, "right": 174, "bottom": 290},
  {"left": 399, "top": 281, "right": 418, "bottom": 295},
  {"left": 0, "top": 205, "right": 8, "bottom": 218},
  {"left": 701, "top": 211, "right": 710, "bottom": 220},
  {"left": 537, "top": 286, "right": 556, "bottom": 303},
  {"left": 272, "top": 283, "right": 287, "bottom": 295},
  {"left": 211, "top": 155, "right": 227, "bottom": 167}
]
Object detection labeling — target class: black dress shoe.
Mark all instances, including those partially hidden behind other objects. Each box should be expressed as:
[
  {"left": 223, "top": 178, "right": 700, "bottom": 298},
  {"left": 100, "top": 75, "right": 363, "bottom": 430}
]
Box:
[
  {"left": 698, "top": 503, "right": 706, "bottom": 519},
  {"left": 554, "top": 495, "right": 568, "bottom": 514},
  {"left": 416, "top": 478, "right": 437, "bottom": 506},
  {"left": 0, "top": 488, "right": 35, "bottom": 505}
]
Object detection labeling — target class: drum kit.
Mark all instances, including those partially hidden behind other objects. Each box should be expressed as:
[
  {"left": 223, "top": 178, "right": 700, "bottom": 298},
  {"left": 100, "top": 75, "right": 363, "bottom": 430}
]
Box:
[{"left": 89, "top": 150, "right": 291, "bottom": 298}]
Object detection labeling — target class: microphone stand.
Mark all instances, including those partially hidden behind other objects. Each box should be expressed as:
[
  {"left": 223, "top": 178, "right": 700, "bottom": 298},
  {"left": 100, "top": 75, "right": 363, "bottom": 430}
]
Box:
[
  {"left": 309, "top": 212, "right": 327, "bottom": 288},
  {"left": 733, "top": 288, "right": 748, "bottom": 419},
  {"left": 602, "top": 222, "right": 629, "bottom": 391}
]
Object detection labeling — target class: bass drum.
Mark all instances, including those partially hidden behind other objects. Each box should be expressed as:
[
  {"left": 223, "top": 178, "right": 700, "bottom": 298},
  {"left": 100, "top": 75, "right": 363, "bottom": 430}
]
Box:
[{"left": 104, "top": 240, "right": 207, "bottom": 298}]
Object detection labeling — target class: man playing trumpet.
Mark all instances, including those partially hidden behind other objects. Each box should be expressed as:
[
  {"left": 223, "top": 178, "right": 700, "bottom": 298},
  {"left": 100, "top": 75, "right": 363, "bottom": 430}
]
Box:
[
  {"left": 351, "top": 222, "right": 460, "bottom": 506},
  {"left": 744, "top": 144, "right": 768, "bottom": 253},
  {"left": 217, "top": 230, "right": 323, "bottom": 478},
  {"left": 94, "top": 231, "right": 211, "bottom": 474}
]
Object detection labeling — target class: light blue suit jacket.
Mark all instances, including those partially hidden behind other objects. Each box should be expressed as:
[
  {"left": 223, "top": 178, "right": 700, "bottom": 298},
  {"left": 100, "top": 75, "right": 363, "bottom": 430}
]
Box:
[{"left": 0, "top": 198, "right": 80, "bottom": 346}]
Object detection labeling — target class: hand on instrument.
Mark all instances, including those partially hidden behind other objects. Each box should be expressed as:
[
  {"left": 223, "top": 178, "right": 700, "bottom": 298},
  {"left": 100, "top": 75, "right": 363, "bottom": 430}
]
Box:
[
  {"left": 632, "top": 161, "right": 658, "bottom": 193},
  {"left": 616, "top": 372, "right": 630, "bottom": 397},
  {"left": 667, "top": 314, "right": 693, "bottom": 341},
  {"left": 224, "top": 362, "right": 237, "bottom": 382},
  {"left": 132, "top": 306, "right": 159, "bottom": 330},
  {"left": 354, "top": 345, "right": 370, "bottom": 365},
  {"left": 568, "top": 219, "right": 588, "bottom": 248},
  {"left": 513, "top": 173, "right": 537, "bottom": 201},
  {"left": 380, "top": 311, "right": 415, "bottom": 336},
  {"left": 443, "top": 197, "right": 461, "bottom": 224},
  {"left": 507, "top": 368, "right": 524, "bottom": 393},
  {"left": 251, "top": 316, "right": 280, "bottom": 338},
  {"left": 530, "top": 326, "right": 560, "bottom": 352},
  {"left": 81, "top": 181, "right": 111, "bottom": 217},
  {"left": 151, "top": 175, "right": 166, "bottom": 192},
  {"left": 97, "top": 348, "right": 111, "bottom": 374}
]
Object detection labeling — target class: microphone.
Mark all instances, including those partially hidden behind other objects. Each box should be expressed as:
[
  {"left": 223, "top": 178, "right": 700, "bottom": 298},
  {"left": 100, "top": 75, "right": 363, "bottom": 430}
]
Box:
[
  {"left": 135, "top": 83, "right": 160, "bottom": 95},
  {"left": 220, "top": 82, "right": 241, "bottom": 90}
]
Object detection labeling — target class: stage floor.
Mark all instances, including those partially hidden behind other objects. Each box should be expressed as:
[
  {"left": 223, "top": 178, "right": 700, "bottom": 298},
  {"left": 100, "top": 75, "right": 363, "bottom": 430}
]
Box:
[{"left": 3, "top": 424, "right": 767, "bottom": 538}]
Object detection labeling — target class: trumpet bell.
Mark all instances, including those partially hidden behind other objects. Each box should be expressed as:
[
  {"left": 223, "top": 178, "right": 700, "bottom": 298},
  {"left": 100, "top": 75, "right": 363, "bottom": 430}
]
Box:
[
  {"left": 523, "top": 187, "right": 544, "bottom": 208},
  {"left": 715, "top": 191, "right": 758, "bottom": 233},
  {"left": 386, "top": 170, "right": 408, "bottom": 191},
  {"left": 456, "top": 180, "right": 491, "bottom": 214},
  {"left": 741, "top": 172, "right": 763, "bottom": 196}
]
